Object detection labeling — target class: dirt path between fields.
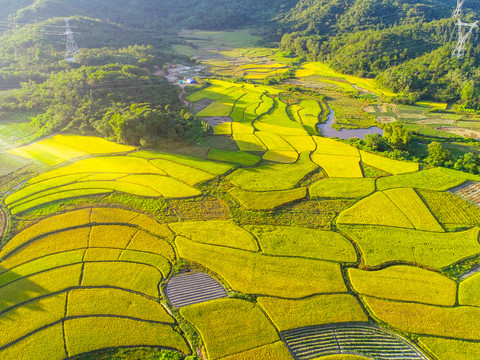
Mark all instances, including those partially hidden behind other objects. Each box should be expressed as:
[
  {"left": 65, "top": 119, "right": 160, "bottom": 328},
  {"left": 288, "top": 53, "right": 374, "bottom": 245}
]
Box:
[
  {"left": 459, "top": 266, "right": 480, "bottom": 280},
  {"left": 0, "top": 208, "right": 6, "bottom": 241}
]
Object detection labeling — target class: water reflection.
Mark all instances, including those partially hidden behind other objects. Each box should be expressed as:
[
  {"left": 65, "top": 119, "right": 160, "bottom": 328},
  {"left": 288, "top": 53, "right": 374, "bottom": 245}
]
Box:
[{"left": 319, "top": 106, "right": 383, "bottom": 140}]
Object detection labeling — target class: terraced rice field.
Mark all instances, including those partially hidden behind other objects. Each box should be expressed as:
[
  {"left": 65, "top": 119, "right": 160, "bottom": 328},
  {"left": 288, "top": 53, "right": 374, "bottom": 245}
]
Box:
[
  {"left": 282, "top": 324, "right": 428, "bottom": 360},
  {"left": 4, "top": 151, "right": 234, "bottom": 214},
  {"left": 0, "top": 207, "right": 191, "bottom": 359},
  {"left": 165, "top": 272, "right": 228, "bottom": 308},
  {"left": 7, "top": 135, "right": 135, "bottom": 165}
]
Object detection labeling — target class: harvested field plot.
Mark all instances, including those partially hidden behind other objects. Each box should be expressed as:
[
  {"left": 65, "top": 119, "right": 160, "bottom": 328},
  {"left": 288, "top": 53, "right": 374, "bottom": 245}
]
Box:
[
  {"left": 166, "top": 272, "right": 227, "bottom": 308},
  {"left": 339, "top": 225, "right": 480, "bottom": 269},
  {"left": 258, "top": 294, "right": 367, "bottom": 331},
  {"left": 349, "top": 266, "right": 457, "bottom": 305},
  {"left": 229, "top": 187, "right": 307, "bottom": 210},
  {"left": 180, "top": 298, "right": 279, "bottom": 359},
  {"left": 450, "top": 181, "right": 480, "bottom": 206},
  {"left": 176, "top": 237, "right": 346, "bottom": 298},
  {"left": 282, "top": 324, "right": 428, "bottom": 360}
]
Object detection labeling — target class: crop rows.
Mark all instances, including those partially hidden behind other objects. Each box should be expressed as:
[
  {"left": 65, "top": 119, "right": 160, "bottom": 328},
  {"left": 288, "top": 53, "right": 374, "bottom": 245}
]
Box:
[
  {"left": 0, "top": 207, "right": 190, "bottom": 359},
  {"left": 165, "top": 272, "right": 228, "bottom": 308},
  {"left": 282, "top": 324, "right": 429, "bottom": 360},
  {"left": 450, "top": 181, "right": 480, "bottom": 206}
]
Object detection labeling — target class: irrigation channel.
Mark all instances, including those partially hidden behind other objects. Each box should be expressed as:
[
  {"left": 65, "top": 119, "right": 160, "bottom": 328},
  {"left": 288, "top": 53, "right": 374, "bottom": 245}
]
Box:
[{"left": 319, "top": 106, "right": 383, "bottom": 140}]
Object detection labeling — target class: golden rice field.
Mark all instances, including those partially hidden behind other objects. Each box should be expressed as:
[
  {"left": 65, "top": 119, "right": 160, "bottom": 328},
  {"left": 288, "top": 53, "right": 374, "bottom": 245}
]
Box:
[{"left": 2, "top": 80, "right": 480, "bottom": 360}]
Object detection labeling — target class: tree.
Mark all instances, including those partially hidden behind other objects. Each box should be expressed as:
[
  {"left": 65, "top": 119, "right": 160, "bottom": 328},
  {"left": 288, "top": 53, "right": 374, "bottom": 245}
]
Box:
[
  {"left": 426, "top": 141, "right": 450, "bottom": 166},
  {"left": 382, "top": 123, "right": 412, "bottom": 150}
]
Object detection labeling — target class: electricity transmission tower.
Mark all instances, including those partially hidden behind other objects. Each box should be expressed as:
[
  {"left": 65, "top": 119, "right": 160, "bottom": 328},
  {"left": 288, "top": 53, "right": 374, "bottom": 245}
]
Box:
[
  {"left": 452, "top": 20, "right": 479, "bottom": 58},
  {"left": 64, "top": 18, "right": 79, "bottom": 62},
  {"left": 453, "top": 0, "right": 465, "bottom": 18}
]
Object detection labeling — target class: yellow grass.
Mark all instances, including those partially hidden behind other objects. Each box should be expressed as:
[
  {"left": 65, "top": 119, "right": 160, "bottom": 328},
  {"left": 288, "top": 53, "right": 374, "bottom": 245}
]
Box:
[
  {"left": 233, "top": 133, "right": 267, "bottom": 151},
  {"left": 214, "top": 122, "right": 232, "bottom": 135},
  {"left": 280, "top": 135, "right": 317, "bottom": 153},
  {"left": 169, "top": 220, "right": 259, "bottom": 251},
  {"left": 126, "top": 230, "right": 175, "bottom": 261},
  {"left": 309, "top": 178, "right": 375, "bottom": 198},
  {"left": 89, "top": 225, "right": 137, "bottom": 248},
  {"left": 48, "top": 135, "right": 134, "bottom": 154},
  {"left": 149, "top": 159, "right": 215, "bottom": 186},
  {"left": 0, "top": 293, "right": 67, "bottom": 348},
  {"left": 0, "top": 323, "right": 66, "bottom": 360},
  {"left": 64, "top": 317, "right": 190, "bottom": 357},
  {"left": 180, "top": 298, "right": 279, "bottom": 359},
  {"left": 219, "top": 342, "right": 294, "bottom": 360},
  {"left": 349, "top": 266, "right": 457, "bottom": 306},
  {"left": 66, "top": 288, "right": 175, "bottom": 323},
  {"left": 419, "top": 337, "right": 480, "bottom": 360},
  {"left": 231, "top": 122, "right": 255, "bottom": 134},
  {"left": 263, "top": 150, "right": 299, "bottom": 163},
  {"left": 311, "top": 154, "right": 363, "bottom": 178},
  {"left": 459, "top": 273, "right": 480, "bottom": 307},
  {"left": 176, "top": 237, "right": 346, "bottom": 298},
  {"left": 119, "top": 250, "right": 171, "bottom": 278},
  {"left": 81, "top": 262, "right": 162, "bottom": 298},
  {"left": 229, "top": 187, "right": 307, "bottom": 210},
  {"left": 245, "top": 225, "right": 357, "bottom": 263},
  {"left": 360, "top": 150, "right": 419, "bottom": 175},
  {"left": 258, "top": 294, "right": 368, "bottom": 331},
  {"left": 364, "top": 296, "right": 480, "bottom": 340},
  {"left": 383, "top": 188, "right": 444, "bottom": 232},
  {"left": 313, "top": 136, "right": 360, "bottom": 157},
  {"left": 337, "top": 192, "right": 414, "bottom": 228}
]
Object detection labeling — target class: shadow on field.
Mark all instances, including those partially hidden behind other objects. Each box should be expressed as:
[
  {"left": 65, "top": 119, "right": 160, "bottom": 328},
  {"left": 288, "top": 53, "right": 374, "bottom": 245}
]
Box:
[{"left": 0, "top": 266, "right": 49, "bottom": 319}]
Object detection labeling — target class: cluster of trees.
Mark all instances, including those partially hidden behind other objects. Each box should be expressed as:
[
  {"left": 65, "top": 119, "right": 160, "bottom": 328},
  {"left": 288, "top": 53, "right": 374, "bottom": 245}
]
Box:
[
  {"left": 426, "top": 141, "right": 480, "bottom": 174},
  {"left": 275, "top": 0, "right": 480, "bottom": 110}
]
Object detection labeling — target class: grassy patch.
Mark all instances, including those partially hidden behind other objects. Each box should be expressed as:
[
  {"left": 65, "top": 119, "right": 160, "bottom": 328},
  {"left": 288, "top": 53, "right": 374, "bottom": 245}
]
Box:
[
  {"left": 179, "top": 298, "right": 278, "bottom": 359},
  {"left": 64, "top": 317, "right": 190, "bottom": 357},
  {"left": 149, "top": 159, "right": 216, "bottom": 186},
  {"left": 197, "top": 90, "right": 246, "bottom": 117},
  {"left": 258, "top": 294, "right": 367, "bottom": 331},
  {"left": 263, "top": 150, "right": 299, "bottom": 164},
  {"left": 0, "top": 153, "right": 32, "bottom": 177},
  {"left": 227, "top": 152, "right": 317, "bottom": 191},
  {"left": 339, "top": 225, "right": 480, "bottom": 269},
  {"left": 229, "top": 187, "right": 307, "bottom": 211},
  {"left": 169, "top": 220, "right": 259, "bottom": 251},
  {"left": 309, "top": 178, "right": 375, "bottom": 198},
  {"left": 246, "top": 225, "right": 356, "bottom": 262},
  {"left": 418, "top": 189, "right": 480, "bottom": 229},
  {"left": 233, "top": 133, "right": 267, "bottom": 151},
  {"left": 207, "top": 149, "right": 260, "bottom": 166},
  {"left": 360, "top": 150, "right": 419, "bottom": 175},
  {"left": 376, "top": 168, "right": 466, "bottom": 191},
  {"left": 176, "top": 237, "right": 346, "bottom": 298},
  {"left": 349, "top": 265, "right": 456, "bottom": 306},
  {"left": 298, "top": 100, "right": 322, "bottom": 135},
  {"left": 364, "top": 296, "right": 480, "bottom": 340}
]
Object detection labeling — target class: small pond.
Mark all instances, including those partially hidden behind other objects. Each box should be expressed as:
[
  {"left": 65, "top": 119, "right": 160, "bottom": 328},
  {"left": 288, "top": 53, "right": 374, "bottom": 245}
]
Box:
[{"left": 318, "top": 106, "right": 383, "bottom": 139}]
